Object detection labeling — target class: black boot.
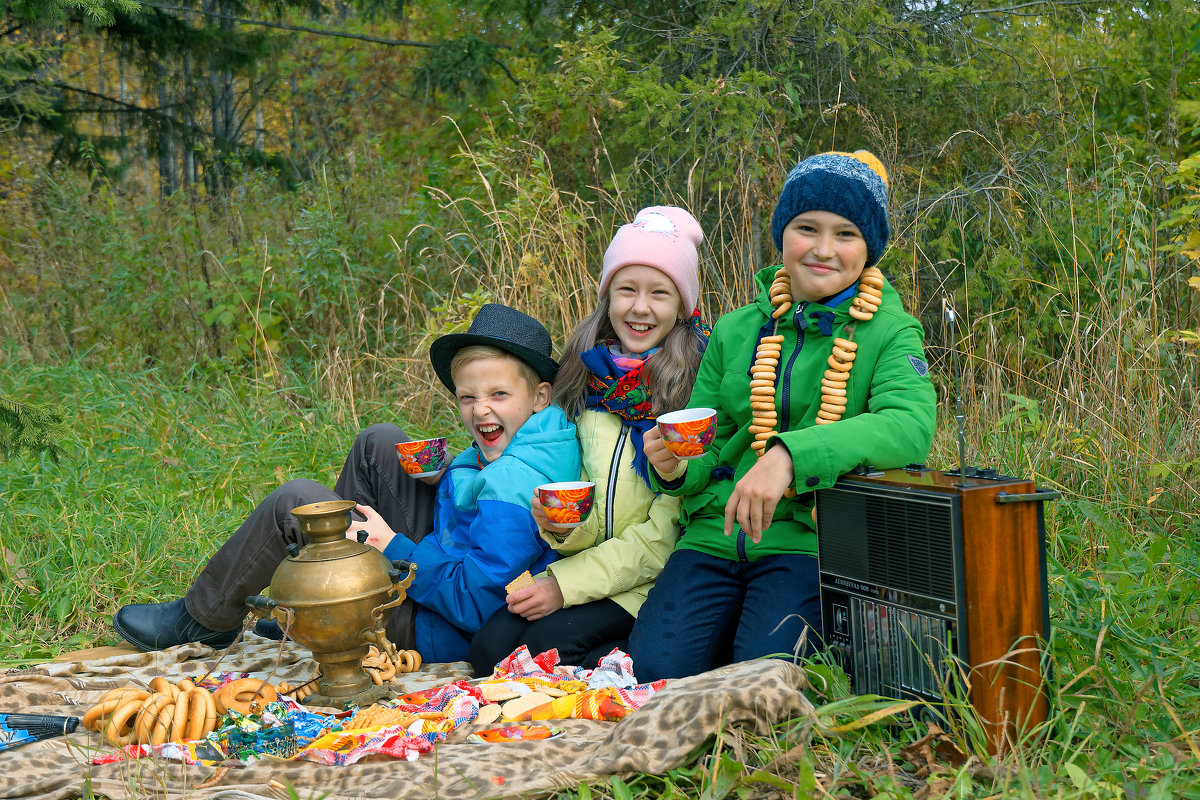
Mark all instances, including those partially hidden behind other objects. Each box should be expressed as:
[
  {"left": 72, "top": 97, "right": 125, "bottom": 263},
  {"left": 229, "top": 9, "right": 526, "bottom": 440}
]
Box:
[
  {"left": 112, "top": 598, "right": 240, "bottom": 652},
  {"left": 252, "top": 617, "right": 286, "bottom": 641}
]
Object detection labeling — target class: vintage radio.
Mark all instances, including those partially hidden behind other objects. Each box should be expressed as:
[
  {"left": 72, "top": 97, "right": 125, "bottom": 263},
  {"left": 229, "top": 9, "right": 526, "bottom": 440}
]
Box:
[{"left": 815, "top": 464, "right": 1055, "bottom": 753}]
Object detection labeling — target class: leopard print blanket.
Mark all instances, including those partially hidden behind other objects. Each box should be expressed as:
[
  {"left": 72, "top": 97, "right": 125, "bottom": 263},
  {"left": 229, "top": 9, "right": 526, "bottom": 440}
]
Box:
[{"left": 0, "top": 638, "right": 812, "bottom": 800}]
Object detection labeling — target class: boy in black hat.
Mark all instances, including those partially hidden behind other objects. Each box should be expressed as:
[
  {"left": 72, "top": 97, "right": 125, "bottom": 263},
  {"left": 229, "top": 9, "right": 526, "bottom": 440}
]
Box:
[{"left": 113, "top": 304, "right": 581, "bottom": 663}]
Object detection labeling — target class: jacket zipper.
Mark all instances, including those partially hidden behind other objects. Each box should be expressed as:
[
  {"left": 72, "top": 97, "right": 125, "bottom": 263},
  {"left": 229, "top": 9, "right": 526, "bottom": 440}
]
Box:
[
  {"left": 606, "top": 423, "right": 629, "bottom": 541},
  {"left": 739, "top": 302, "right": 807, "bottom": 560},
  {"left": 780, "top": 302, "right": 808, "bottom": 432}
]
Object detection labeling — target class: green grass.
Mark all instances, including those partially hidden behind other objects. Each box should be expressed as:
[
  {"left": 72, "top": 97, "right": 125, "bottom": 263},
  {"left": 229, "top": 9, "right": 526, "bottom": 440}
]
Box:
[
  {"left": 0, "top": 346, "right": 453, "bottom": 662},
  {"left": 3, "top": 346, "right": 1198, "bottom": 798}
]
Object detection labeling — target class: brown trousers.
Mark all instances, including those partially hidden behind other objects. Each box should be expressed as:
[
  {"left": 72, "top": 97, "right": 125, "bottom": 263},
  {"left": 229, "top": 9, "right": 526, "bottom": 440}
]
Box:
[{"left": 184, "top": 424, "right": 437, "bottom": 647}]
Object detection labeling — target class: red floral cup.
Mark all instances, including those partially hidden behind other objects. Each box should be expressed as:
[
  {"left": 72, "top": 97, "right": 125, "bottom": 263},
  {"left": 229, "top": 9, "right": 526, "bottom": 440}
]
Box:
[
  {"left": 657, "top": 408, "right": 717, "bottom": 461},
  {"left": 536, "top": 481, "right": 596, "bottom": 528},
  {"left": 396, "top": 437, "right": 447, "bottom": 477}
]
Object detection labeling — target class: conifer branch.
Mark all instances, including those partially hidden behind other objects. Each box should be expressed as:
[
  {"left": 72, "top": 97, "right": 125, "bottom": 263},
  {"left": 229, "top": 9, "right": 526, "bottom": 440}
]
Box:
[
  {"left": 0, "top": 397, "right": 69, "bottom": 463},
  {"left": 140, "top": 3, "right": 437, "bottom": 48}
]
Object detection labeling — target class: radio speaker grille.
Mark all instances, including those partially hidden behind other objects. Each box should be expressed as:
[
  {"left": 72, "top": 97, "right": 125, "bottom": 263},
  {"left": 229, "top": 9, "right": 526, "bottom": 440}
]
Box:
[{"left": 818, "top": 488, "right": 957, "bottom": 601}]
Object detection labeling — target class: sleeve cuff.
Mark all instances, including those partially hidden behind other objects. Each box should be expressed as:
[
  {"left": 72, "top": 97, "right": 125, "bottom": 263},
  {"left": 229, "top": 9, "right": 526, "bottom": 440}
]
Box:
[
  {"left": 650, "top": 458, "right": 688, "bottom": 489},
  {"left": 382, "top": 533, "right": 416, "bottom": 562}
]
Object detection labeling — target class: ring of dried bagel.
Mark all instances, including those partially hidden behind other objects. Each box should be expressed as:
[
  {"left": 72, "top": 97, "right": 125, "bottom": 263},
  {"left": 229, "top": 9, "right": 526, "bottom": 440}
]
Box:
[
  {"left": 277, "top": 676, "right": 320, "bottom": 701},
  {"left": 133, "top": 693, "right": 174, "bottom": 746},
  {"left": 83, "top": 690, "right": 151, "bottom": 732},
  {"left": 214, "top": 678, "right": 277, "bottom": 716},
  {"left": 187, "top": 686, "right": 217, "bottom": 740},
  {"left": 103, "top": 699, "right": 144, "bottom": 747},
  {"left": 363, "top": 645, "right": 398, "bottom": 684},
  {"left": 169, "top": 692, "right": 190, "bottom": 744},
  {"left": 287, "top": 678, "right": 318, "bottom": 700},
  {"left": 90, "top": 682, "right": 218, "bottom": 746},
  {"left": 96, "top": 686, "right": 150, "bottom": 707},
  {"left": 751, "top": 267, "right": 885, "bottom": 439},
  {"left": 397, "top": 650, "right": 422, "bottom": 673},
  {"left": 147, "top": 698, "right": 177, "bottom": 746}
]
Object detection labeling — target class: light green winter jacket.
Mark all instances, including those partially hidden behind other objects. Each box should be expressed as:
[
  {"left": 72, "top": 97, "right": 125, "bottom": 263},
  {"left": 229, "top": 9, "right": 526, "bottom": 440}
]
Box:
[{"left": 538, "top": 409, "right": 680, "bottom": 617}]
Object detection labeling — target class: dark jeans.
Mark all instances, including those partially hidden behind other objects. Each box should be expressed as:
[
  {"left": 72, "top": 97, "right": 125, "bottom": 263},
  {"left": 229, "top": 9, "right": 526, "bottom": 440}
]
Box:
[
  {"left": 469, "top": 598, "right": 635, "bottom": 677},
  {"left": 184, "top": 423, "right": 437, "bottom": 645},
  {"left": 627, "top": 548, "right": 822, "bottom": 682}
]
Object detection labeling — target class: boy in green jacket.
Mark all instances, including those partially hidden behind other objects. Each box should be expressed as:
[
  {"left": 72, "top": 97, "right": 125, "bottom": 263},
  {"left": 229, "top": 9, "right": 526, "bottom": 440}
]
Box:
[{"left": 629, "top": 150, "right": 936, "bottom": 681}]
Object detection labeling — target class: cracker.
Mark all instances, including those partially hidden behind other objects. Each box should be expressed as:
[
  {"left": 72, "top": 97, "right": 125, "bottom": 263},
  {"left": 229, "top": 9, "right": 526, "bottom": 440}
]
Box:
[
  {"left": 474, "top": 703, "right": 503, "bottom": 725},
  {"left": 500, "top": 692, "right": 551, "bottom": 720},
  {"left": 505, "top": 570, "right": 535, "bottom": 594},
  {"left": 479, "top": 683, "right": 521, "bottom": 702}
]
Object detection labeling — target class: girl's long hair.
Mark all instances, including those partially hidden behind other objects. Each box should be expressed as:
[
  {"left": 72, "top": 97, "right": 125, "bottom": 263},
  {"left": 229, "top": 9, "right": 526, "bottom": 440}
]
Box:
[{"left": 554, "top": 294, "right": 707, "bottom": 420}]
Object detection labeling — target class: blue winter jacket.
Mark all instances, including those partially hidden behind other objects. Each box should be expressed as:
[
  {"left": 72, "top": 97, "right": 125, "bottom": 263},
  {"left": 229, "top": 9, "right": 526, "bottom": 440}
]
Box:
[{"left": 383, "top": 405, "right": 581, "bottom": 662}]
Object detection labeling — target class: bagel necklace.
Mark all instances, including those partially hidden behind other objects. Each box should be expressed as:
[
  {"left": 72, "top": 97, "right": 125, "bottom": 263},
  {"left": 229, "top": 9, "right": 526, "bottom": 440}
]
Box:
[{"left": 749, "top": 264, "right": 886, "bottom": 455}]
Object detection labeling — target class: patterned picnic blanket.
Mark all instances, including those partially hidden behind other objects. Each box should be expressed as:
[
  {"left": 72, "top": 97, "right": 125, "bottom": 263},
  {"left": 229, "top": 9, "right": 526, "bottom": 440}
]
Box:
[{"left": 0, "top": 637, "right": 812, "bottom": 800}]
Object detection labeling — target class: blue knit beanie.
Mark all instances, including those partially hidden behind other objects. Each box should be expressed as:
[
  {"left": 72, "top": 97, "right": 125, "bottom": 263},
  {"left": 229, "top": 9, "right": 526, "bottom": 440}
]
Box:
[{"left": 770, "top": 150, "right": 890, "bottom": 267}]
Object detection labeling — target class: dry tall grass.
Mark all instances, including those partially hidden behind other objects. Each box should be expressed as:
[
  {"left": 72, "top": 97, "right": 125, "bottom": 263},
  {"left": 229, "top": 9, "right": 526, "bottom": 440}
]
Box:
[
  {"left": 4, "top": 125, "right": 1195, "bottom": 548},
  {"left": 333, "top": 134, "right": 1198, "bottom": 565}
]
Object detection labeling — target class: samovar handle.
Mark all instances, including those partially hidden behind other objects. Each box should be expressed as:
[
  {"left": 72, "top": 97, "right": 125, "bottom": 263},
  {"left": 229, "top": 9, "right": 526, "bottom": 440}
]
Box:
[
  {"left": 361, "top": 561, "right": 417, "bottom": 666},
  {"left": 388, "top": 560, "right": 417, "bottom": 591}
]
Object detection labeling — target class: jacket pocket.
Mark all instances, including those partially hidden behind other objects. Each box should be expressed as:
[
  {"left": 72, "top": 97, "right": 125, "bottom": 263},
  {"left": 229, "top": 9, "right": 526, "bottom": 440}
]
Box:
[{"left": 679, "top": 490, "right": 717, "bottom": 529}]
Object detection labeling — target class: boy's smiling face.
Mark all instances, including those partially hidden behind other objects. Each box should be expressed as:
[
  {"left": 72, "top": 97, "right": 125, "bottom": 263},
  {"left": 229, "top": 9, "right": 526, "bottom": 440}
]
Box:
[
  {"left": 781, "top": 210, "right": 869, "bottom": 303},
  {"left": 454, "top": 354, "right": 551, "bottom": 462}
]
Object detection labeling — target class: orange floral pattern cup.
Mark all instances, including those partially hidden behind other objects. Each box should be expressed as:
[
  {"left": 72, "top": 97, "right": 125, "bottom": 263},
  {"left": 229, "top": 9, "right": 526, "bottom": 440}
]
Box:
[
  {"left": 536, "top": 481, "right": 596, "bottom": 528},
  {"left": 657, "top": 408, "right": 717, "bottom": 461},
  {"left": 396, "top": 437, "right": 447, "bottom": 477}
]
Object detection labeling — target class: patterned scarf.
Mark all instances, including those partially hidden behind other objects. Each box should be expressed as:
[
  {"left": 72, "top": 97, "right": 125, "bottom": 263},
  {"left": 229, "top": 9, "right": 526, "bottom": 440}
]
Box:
[{"left": 581, "top": 311, "right": 712, "bottom": 487}]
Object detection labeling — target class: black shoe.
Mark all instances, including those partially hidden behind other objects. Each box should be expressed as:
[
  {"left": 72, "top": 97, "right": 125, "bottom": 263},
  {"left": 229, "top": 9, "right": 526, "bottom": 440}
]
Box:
[
  {"left": 252, "top": 617, "right": 286, "bottom": 641},
  {"left": 112, "top": 598, "right": 240, "bottom": 652}
]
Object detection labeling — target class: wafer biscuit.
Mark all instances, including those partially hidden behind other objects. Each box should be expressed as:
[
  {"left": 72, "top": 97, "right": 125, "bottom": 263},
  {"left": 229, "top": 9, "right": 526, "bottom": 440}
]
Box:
[
  {"left": 505, "top": 571, "right": 535, "bottom": 594},
  {"left": 475, "top": 703, "right": 504, "bottom": 725},
  {"left": 501, "top": 692, "right": 551, "bottom": 720}
]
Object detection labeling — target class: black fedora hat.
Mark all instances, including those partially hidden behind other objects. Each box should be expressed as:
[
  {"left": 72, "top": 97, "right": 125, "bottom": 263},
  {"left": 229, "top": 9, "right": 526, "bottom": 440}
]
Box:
[{"left": 429, "top": 303, "right": 559, "bottom": 393}]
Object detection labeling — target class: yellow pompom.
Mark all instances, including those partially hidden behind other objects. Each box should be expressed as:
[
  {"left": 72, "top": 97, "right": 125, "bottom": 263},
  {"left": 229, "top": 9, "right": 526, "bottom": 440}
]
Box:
[
  {"left": 822, "top": 149, "right": 889, "bottom": 187},
  {"left": 850, "top": 150, "right": 889, "bottom": 186}
]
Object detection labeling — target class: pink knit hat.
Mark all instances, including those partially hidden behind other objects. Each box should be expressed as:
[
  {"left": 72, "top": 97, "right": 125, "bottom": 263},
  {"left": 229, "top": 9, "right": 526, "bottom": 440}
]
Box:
[{"left": 598, "top": 206, "right": 704, "bottom": 315}]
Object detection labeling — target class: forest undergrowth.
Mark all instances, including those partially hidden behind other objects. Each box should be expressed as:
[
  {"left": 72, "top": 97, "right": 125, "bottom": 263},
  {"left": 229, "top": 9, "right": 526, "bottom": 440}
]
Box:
[{"left": 2, "top": 130, "right": 1199, "bottom": 796}]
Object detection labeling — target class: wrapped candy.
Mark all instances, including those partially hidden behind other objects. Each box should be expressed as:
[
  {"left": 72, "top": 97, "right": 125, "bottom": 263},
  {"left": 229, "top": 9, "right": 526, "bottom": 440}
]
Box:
[
  {"left": 508, "top": 687, "right": 635, "bottom": 722},
  {"left": 207, "top": 702, "right": 302, "bottom": 759}
]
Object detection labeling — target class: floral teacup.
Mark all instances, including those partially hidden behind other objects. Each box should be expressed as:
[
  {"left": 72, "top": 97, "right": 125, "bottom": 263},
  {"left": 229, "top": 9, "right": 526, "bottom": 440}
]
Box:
[
  {"left": 657, "top": 408, "right": 717, "bottom": 460},
  {"left": 396, "top": 437, "right": 447, "bottom": 477},
  {"left": 536, "top": 481, "right": 596, "bottom": 528}
]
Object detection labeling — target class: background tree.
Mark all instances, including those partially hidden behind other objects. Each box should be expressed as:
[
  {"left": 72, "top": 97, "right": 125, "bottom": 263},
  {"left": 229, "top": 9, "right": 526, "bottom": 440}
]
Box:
[{"left": 0, "top": 397, "right": 68, "bottom": 461}]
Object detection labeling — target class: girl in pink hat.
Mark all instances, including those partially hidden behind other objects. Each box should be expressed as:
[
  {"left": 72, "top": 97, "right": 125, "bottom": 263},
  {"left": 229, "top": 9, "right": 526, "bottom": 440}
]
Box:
[{"left": 469, "top": 206, "right": 710, "bottom": 675}]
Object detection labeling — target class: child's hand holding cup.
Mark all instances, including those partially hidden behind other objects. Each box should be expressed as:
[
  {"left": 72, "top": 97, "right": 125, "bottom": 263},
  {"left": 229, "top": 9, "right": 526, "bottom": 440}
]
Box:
[
  {"left": 396, "top": 437, "right": 447, "bottom": 482},
  {"left": 656, "top": 408, "right": 718, "bottom": 461},
  {"left": 535, "top": 481, "right": 596, "bottom": 529}
]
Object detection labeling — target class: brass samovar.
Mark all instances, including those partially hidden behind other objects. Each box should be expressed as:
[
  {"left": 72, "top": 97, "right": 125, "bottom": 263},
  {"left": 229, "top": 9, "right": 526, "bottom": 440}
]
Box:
[{"left": 245, "top": 500, "right": 416, "bottom": 709}]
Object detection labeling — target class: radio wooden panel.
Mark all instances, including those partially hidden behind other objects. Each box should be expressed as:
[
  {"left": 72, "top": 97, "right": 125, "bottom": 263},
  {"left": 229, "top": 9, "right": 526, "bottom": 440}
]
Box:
[{"left": 815, "top": 466, "right": 1051, "bottom": 754}]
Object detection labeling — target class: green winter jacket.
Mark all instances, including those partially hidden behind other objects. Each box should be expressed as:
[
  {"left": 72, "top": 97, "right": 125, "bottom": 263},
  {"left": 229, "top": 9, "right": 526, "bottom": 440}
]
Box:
[
  {"left": 651, "top": 265, "right": 936, "bottom": 561},
  {"left": 539, "top": 409, "right": 680, "bottom": 617}
]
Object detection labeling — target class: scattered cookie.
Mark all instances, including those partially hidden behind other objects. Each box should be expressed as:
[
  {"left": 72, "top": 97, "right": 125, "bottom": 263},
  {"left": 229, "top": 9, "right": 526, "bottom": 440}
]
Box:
[
  {"left": 479, "top": 683, "right": 522, "bottom": 702},
  {"left": 500, "top": 692, "right": 551, "bottom": 720},
  {"left": 474, "top": 703, "right": 503, "bottom": 725}
]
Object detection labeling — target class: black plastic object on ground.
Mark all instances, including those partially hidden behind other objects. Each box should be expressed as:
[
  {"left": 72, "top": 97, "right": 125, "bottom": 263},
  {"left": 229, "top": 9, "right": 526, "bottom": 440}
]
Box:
[{"left": 0, "top": 714, "right": 80, "bottom": 752}]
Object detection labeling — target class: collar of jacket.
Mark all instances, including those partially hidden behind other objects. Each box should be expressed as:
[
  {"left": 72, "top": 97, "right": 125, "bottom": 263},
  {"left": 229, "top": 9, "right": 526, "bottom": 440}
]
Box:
[{"left": 750, "top": 265, "right": 859, "bottom": 328}]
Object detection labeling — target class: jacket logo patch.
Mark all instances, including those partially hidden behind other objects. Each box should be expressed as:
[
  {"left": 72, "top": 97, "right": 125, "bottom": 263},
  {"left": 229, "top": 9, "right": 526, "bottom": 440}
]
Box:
[{"left": 908, "top": 355, "right": 929, "bottom": 377}]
